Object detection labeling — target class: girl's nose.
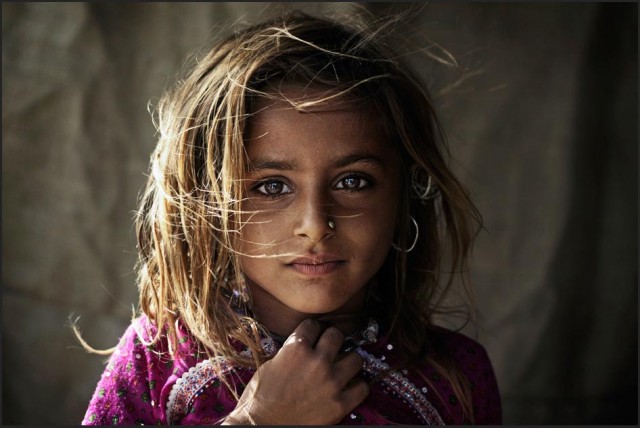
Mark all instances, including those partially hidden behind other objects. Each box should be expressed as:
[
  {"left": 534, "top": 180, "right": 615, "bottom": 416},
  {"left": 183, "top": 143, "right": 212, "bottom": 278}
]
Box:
[{"left": 293, "top": 191, "right": 334, "bottom": 243}]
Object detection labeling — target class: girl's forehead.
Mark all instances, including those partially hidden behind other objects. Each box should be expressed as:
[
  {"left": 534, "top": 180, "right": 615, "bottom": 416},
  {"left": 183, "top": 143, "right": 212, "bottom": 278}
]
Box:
[
  {"left": 251, "top": 101, "right": 375, "bottom": 135},
  {"left": 248, "top": 85, "right": 384, "bottom": 134},
  {"left": 244, "top": 90, "right": 399, "bottom": 170}
]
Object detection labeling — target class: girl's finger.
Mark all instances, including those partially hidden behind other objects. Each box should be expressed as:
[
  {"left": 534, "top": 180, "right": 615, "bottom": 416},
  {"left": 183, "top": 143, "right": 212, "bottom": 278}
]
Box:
[
  {"left": 314, "top": 326, "right": 344, "bottom": 360},
  {"left": 339, "top": 378, "right": 370, "bottom": 412},
  {"left": 333, "top": 351, "right": 364, "bottom": 384},
  {"left": 282, "top": 318, "right": 323, "bottom": 349}
]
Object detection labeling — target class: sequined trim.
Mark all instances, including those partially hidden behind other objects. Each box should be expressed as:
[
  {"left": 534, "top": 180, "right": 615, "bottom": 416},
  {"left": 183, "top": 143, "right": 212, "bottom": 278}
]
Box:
[
  {"left": 165, "top": 357, "right": 238, "bottom": 424},
  {"left": 165, "top": 336, "right": 280, "bottom": 424},
  {"left": 357, "top": 348, "right": 445, "bottom": 425},
  {"left": 166, "top": 324, "right": 388, "bottom": 425}
]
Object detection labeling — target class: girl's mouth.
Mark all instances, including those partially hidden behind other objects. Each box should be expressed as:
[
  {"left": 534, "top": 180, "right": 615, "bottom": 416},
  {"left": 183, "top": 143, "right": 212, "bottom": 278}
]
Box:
[
  {"left": 285, "top": 255, "right": 345, "bottom": 276},
  {"left": 287, "top": 261, "right": 344, "bottom": 276}
]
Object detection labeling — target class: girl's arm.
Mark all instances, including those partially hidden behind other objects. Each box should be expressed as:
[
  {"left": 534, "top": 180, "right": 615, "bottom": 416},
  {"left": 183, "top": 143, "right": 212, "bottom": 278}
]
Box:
[{"left": 222, "top": 319, "right": 369, "bottom": 425}]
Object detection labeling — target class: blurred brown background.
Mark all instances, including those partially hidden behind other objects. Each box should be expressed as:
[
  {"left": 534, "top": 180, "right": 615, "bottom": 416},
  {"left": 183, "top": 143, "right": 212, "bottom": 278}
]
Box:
[{"left": 2, "top": 2, "right": 637, "bottom": 424}]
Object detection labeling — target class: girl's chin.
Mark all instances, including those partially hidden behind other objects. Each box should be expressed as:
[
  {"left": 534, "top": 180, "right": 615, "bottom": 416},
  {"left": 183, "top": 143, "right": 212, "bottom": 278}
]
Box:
[
  {"left": 281, "top": 294, "right": 367, "bottom": 319},
  {"left": 284, "top": 302, "right": 349, "bottom": 317}
]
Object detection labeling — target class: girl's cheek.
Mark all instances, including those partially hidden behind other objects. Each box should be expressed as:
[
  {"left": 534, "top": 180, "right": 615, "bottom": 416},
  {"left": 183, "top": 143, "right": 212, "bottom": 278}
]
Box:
[{"left": 241, "top": 212, "right": 288, "bottom": 246}]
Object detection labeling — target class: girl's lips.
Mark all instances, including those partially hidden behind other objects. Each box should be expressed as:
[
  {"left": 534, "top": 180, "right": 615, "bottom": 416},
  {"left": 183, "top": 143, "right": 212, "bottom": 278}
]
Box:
[
  {"left": 287, "top": 254, "right": 342, "bottom": 265},
  {"left": 287, "top": 260, "right": 344, "bottom": 276}
]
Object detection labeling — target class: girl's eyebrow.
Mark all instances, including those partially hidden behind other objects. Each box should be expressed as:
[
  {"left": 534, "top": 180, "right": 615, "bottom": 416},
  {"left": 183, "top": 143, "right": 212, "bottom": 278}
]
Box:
[
  {"left": 248, "top": 153, "right": 388, "bottom": 173},
  {"left": 248, "top": 158, "right": 298, "bottom": 172},
  {"left": 334, "top": 153, "right": 387, "bottom": 170}
]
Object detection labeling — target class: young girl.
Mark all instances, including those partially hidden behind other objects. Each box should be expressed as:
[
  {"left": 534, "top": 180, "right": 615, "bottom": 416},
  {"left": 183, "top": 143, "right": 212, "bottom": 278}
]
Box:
[{"left": 81, "top": 10, "right": 501, "bottom": 425}]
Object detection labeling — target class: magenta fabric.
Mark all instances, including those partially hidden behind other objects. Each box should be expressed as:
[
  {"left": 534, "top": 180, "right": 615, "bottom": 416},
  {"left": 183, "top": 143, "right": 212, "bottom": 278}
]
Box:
[{"left": 82, "top": 316, "right": 501, "bottom": 425}]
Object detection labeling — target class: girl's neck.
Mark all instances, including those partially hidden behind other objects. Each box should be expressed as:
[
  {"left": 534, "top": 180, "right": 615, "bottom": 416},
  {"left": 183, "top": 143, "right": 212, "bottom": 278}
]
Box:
[
  {"left": 249, "top": 289, "right": 370, "bottom": 339},
  {"left": 264, "top": 313, "right": 371, "bottom": 346}
]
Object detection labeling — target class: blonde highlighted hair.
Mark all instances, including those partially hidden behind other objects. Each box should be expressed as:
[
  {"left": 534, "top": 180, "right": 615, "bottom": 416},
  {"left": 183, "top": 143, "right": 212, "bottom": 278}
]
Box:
[{"left": 84, "top": 9, "right": 483, "bottom": 421}]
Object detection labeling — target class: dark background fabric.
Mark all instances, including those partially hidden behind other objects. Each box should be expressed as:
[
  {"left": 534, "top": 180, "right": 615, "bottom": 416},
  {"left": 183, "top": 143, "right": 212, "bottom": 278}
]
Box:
[{"left": 2, "top": 2, "right": 637, "bottom": 424}]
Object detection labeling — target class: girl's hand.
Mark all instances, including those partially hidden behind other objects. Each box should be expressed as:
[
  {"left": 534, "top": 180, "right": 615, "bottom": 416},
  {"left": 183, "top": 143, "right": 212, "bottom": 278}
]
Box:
[{"left": 222, "top": 318, "right": 369, "bottom": 425}]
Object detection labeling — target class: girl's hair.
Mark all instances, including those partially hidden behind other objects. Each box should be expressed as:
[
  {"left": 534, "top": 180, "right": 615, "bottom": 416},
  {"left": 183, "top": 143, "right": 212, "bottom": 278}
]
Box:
[{"left": 130, "top": 9, "right": 481, "bottom": 421}]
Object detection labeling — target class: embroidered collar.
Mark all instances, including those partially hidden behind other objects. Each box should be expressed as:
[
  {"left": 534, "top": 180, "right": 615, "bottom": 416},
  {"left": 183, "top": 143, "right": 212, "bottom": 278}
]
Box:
[
  {"left": 166, "top": 318, "right": 445, "bottom": 425},
  {"left": 266, "top": 318, "right": 379, "bottom": 353}
]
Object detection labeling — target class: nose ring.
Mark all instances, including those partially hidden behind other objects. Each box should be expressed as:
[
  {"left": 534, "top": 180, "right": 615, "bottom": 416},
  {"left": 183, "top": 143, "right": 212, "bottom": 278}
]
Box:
[{"left": 328, "top": 220, "right": 335, "bottom": 230}]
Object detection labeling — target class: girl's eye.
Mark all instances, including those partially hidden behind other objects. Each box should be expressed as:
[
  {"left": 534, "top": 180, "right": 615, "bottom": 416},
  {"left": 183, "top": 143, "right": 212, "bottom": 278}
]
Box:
[
  {"left": 335, "top": 175, "right": 370, "bottom": 191},
  {"left": 254, "top": 180, "right": 292, "bottom": 196}
]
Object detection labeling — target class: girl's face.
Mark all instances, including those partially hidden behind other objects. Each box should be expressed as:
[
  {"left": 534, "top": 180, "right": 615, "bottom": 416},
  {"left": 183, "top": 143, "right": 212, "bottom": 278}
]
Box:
[{"left": 239, "top": 86, "right": 401, "bottom": 334}]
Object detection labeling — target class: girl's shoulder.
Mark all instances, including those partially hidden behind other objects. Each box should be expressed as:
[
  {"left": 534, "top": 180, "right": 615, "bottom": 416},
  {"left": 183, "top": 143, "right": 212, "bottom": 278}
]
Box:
[
  {"left": 108, "top": 315, "right": 167, "bottom": 356},
  {"left": 115, "top": 314, "right": 200, "bottom": 364},
  {"left": 355, "top": 323, "right": 501, "bottom": 424},
  {"left": 82, "top": 315, "right": 201, "bottom": 425},
  {"left": 426, "top": 324, "right": 492, "bottom": 362},
  {"left": 116, "top": 314, "right": 158, "bottom": 346},
  {"left": 423, "top": 324, "right": 498, "bottom": 392},
  {"left": 423, "top": 325, "right": 503, "bottom": 424}
]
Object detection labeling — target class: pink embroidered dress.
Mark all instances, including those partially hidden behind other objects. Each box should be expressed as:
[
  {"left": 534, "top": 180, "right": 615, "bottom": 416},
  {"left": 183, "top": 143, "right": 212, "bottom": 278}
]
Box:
[{"left": 82, "top": 316, "right": 501, "bottom": 425}]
